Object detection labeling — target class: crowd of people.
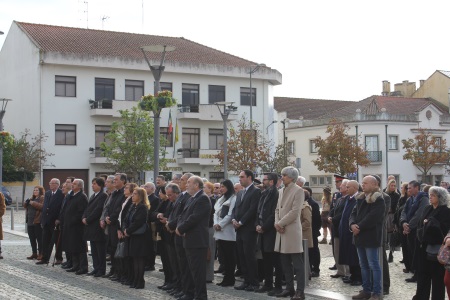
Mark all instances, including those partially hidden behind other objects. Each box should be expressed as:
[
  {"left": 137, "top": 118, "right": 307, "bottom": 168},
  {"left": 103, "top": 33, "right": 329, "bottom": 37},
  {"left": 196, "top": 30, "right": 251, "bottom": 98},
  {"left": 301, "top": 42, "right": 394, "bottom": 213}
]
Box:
[{"left": 1, "top": 168, "right": 449, "bottom": 300}]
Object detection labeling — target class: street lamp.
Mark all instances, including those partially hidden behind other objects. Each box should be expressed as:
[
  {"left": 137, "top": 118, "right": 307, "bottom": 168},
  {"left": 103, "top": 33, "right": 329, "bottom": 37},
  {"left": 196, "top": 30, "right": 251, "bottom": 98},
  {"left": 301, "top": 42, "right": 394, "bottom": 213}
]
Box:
[
  {"left": 216, "top": 101, "right": 237, "bottom": 179},
  {"left": 0, "top": 31, "right": 4, "bottom": 35},
  {"left": 247, "top": 63, "right": 265, "bottom": 131},
  {"left": 140, "top": 45, "right": 175, "bottom": 185},
  {"left": 0, "top": 98, "right": 11, "bottom": 187}
]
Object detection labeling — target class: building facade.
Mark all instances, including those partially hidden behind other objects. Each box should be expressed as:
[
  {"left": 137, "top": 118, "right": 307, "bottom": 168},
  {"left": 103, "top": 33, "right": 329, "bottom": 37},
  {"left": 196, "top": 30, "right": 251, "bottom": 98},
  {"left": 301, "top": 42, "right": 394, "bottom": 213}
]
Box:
[{"left": 0, "top": 22, "right": 281, "bottom": 190}]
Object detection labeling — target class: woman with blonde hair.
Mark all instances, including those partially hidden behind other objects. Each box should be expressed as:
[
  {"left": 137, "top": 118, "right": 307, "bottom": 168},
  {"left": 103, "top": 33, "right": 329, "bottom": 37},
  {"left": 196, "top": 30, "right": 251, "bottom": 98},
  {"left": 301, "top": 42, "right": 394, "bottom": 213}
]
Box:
[
  {"left": 319, "top": 187, "right": 332, "bottom": 244},
  {"left": 124, "top": 187, "right": 150, "bottom": 289},
  {"left": 24, "top": 185, "right": 45, "bottom": 260},
  {"left": 385, "top": 179, "right": 400, "bottom": 262}
]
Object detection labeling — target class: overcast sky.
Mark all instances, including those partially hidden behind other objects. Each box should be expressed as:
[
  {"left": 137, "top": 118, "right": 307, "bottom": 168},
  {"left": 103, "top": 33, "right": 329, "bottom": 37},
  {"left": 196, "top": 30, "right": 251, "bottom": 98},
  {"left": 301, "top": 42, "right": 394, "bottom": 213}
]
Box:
[{"left": 1, "top": 0, "right": 449, "bottom": 101}]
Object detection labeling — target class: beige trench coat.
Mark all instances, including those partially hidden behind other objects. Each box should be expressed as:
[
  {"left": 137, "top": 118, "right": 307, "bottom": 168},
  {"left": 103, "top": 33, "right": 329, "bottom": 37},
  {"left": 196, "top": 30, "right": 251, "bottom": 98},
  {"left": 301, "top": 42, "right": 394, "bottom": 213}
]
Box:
[
  {"left": 0, "top": 193, "right": 5, "bottom": 240},
  {"left": 274, "top": 183, "right": 304, "bottom": 254},
  {"left": 301, "top": 202, "right": 313, "bottom": 248}
]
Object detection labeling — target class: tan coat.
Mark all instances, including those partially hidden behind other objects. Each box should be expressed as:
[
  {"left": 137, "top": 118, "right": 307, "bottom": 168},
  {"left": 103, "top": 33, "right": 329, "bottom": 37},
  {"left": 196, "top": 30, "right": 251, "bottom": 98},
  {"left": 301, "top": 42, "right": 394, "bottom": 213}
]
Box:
[
  {"left": 0, "top": 193, "right": 5, "bottom": 240},
  {"left": 301, "top": 202, "right": 313, "bottom": 248},
  {"left": 274, "top": 183, "right": 304, "bottom": 254}
]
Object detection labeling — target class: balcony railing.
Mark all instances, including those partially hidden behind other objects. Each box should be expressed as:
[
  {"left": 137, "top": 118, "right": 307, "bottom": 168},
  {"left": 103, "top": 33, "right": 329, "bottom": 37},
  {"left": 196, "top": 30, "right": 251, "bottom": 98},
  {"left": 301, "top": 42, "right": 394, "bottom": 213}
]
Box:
[
  {"left": 177, "top": 148, "right": 200, "bottom": 158},
  {"left": 89, "top": 99, "right": 113, "bottom": 109},
  {"left": 178, "top": 105, "right": 199, "bottom": 113},
  {"left": 367, "top": 151, "right": 382, "bottom": 162},
  {"left": 89, "top": 147, "right": 105, "bottom": 157}
]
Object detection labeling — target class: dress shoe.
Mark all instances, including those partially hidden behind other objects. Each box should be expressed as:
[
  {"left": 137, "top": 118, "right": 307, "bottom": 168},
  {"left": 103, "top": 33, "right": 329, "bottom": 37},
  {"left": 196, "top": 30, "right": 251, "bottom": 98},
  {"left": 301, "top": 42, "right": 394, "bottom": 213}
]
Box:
[
  {"left": 234, "top": 269, "right": 243, "bottom": 277},
  {"left": 174, "top": 291, "right": 184, "bottom": 298},
  {"left": 399, "top": 259, "right": 404, "bottom": 263},
  {"left": 0, "top": 254, "right": 3, "bottom": 259},
  {"left": 157, "top": 283, "right": 168, "bottom": 289},
  {"left": 129, "top": 284, "right": 136, "bottom": 288},
  {"left": 351, "top": 290, "right": 371, "bottom": 299},
  {"left": 403, "top": 268, "right": 410, "bottom": 273},
  {"left": 292, "top": 290, "right": 305, "bottom": 300},
  {"left": 330, "top": 274, "right": 343, "bottom": 278},
  {"left": 217, "top": 280, "right": 235, "bottom": 287},
  {"left": 178, "top": 296, "right": 193, "bottom": 300},
  {"left": 343, "top": 278, "right": 353, "bottom": 284},
  {"left": 244, "top": 285, "right": 259, "bottom": 292},
  {"left": 102, "top": 271, "right": 114, "bottom": 278},
  {"left": 255, "top": 286, "right": 273, "bottom": 293},
  {"left": 122, "top": 280, "right": 132, "bottom": 286},
  {"left": 110, "top": 275, "right": 120, "bottom": 281},
  {"left": 161, "top": 283, "right": 174, "bottom": 290},
  {"left": 368, "top": 295, "right": 381, "bottom": 300},
  {"left": 169, "top": 289, "right": 180, "bottom": 295},
  {"left": 87, "top": 270, "right": 97, "bottom": 276},
  {"left": 37, "top": 254, "right": 43, "bottom": 260},
  {"left": 350, "top": 281, "right": 362, "bottom": 286},
  {"left": 383, "top": 288, "right": 389, "bottom": 295},
  {"left": 329, "top": 265, "right": 337, "bottom": 270},
  {"left": 234, "top": 283, "right": 249, "bottom": 290},
  {"left": 214, "top": 267, "right": 225, "bottom": 273},
  {"left": 405, "top": 276, "right": 417, "bottom": 283},
  {"left": 268, "top": 288, "right": 283, "bottom": 296},
  {"left": 105, "top": 254, "right": 111, "bottom": 261},
  {"left": 61, "top": 264, "right": 72, "bottom": 269},
  {"left": 135, "top": 282, "right": 145, "bottom": 289},
  {"left": 94, "top": 272, "right": 105, "bottom": 278},
  {"left": 76, "top": 269, "right": 88, "bottom": 275},
  {"left": 54, "top": 260, "right": 63, "bottom": 265},
  {"left": 388, "top": 253, "right": 393, "bottom": 263},
  {"left": 158, "top": 268, "right": 164, "bottom": 272},
  {"left": 66, "top": 268, "right": 78, "bottom": 272},
  {"left": 275, "top": 289, "right": 295, "bottom": 297},
  {"left": 35, "top": 260, "right": 48, "bottom": 265},
  {"left": 27, "top": 253, "right": 38, "bottom": 259},
  {"left": 311, "top": 271, "right": 320, "bottom": 277}
]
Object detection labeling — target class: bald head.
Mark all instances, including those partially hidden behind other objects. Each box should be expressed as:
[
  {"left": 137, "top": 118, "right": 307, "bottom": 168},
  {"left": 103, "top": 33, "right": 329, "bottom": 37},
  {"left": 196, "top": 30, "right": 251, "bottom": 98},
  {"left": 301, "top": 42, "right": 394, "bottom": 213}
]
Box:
[
  {"left": 346, "top": 180, "right": 359, "bottom": 195},
  {"left": 362, "top": 176, "right": 378, "bottom": 194}
]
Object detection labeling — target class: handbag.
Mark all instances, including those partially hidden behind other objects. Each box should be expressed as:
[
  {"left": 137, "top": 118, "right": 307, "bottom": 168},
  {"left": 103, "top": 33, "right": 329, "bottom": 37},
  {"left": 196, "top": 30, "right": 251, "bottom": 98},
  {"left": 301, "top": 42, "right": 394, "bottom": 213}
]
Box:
[
  {"left": 132, "top": 223, "right": 148, "bottom": 235},
  {"left": 115, "top": 240, "right": 126, "bottom": 259},
  {"left": 437, "top": 244, "right": 450, "bottom": 265}
]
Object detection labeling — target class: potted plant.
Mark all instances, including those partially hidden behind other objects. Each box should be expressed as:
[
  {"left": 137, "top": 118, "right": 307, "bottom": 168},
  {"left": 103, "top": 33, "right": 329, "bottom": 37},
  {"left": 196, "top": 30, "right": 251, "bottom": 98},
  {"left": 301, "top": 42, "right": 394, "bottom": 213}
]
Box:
[{"left": 140, "top": 90, "right": 177, "bottom": 114}]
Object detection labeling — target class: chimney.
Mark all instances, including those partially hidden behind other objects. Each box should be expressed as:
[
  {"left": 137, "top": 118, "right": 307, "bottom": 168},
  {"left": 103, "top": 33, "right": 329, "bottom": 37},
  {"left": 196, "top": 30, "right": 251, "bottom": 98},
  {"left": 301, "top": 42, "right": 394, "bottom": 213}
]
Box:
[
  {"left": 419, "top": 80, "right": 425, "bottom": 87},
  {"left": 382, "top": 80, "right": 390, "bottom": 96}
]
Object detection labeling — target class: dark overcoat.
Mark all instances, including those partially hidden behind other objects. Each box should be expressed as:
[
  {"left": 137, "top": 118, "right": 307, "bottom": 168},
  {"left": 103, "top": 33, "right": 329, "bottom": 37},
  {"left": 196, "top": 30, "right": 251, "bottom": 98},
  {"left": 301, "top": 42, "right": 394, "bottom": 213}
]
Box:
[
  {"left": 256, "top": 186, "right": 279, "bottom": 252},
  {"left": 125, "top": 203, "right": 150, "bottom": 257},
  {"left": 338, "top": 195, "right": 359, "bottom": 266},
  {"left": 83, "top": 191, "right": 107, "bottom": 242},
  {"left": 62, "top": 191, "right": 88, "bottom": 253}
]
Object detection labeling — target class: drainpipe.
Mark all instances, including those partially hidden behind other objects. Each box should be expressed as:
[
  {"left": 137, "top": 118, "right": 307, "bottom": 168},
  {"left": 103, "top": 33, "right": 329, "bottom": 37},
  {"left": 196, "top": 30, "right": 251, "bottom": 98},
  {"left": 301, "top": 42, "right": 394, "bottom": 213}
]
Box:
[
  {"left": 355, "top": 125, "right": 359, "bottom": 182},
  {"left": 385, "top": 125, "right": 388, "bottom": 183}
]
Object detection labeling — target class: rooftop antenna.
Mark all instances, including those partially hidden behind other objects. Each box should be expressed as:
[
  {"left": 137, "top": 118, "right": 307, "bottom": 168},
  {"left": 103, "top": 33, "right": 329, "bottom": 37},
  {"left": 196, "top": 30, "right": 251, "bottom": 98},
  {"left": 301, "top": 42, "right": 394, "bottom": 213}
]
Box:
[
  {"left": 84, "top": 1, "right": 89, "bottom": 29},
  {"left": 101, "top": 16, "right": 109, "bottom": 29}
]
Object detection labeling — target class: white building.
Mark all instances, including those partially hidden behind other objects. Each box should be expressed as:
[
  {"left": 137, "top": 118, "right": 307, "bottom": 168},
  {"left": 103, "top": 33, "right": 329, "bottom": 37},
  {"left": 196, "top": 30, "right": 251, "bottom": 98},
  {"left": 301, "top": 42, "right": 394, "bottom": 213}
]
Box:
[
  {"left": 275, "top": 95, "right": 450, "bottom": 194},
  {"left": 0, "top": 21, "right": 281, "bottom": 188}
]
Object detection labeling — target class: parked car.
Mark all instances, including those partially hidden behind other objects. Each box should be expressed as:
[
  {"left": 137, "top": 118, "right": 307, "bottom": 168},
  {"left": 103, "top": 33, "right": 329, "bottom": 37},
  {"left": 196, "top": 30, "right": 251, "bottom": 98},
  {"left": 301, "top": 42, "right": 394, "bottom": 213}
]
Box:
[{"left": 1, "top": 185, "right": 12, "bottom": 206}]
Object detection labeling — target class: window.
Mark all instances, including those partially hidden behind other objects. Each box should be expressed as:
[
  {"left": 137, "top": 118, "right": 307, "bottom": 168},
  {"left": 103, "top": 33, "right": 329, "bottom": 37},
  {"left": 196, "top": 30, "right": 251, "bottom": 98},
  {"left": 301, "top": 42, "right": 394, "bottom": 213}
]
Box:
[
  {"left": 287, "top": 140, "right": 295, "bottom": 155},
  {"left": 240, "top": 87, "right": 256, "bottom": 106},
  {"left": 160, "top": 82, "right": 173, "bottom": 92},
  {"left": 55, "top": 76, "right": 76, "bottom": 97},
  {"left": 95, "top": 125, "right": 111, "bottom": 156},
  {"left": 209, "top": 129, "right": 223, "bottom": 150},
  {"left": 209, "top": 172, "right": 224, "bottom": 183},
  {"left": 388, "top": 135, "right": 398, "bottom": 150},
  {"left": 55, "top": 124, "right": 76, "bottom": 145},
  {"left": 181, "top": 128, "right": 200, "bottom": 158},
  {"left": 182, "top": 83, "right": 199, "bottom": 106},
  {"left": 309, "top": 175, "right": 332, "bottom": 187},
  {"left": 160, "top": 127, "right": 174, "bottom": 147},
  {"left": 208, "top": 85, "right": 225, "bottom": 104},
  {"left": 125, "top": 80, "right": 144, "bottom": 101},
  {"left": 435, "top": 137, "right": 442, "bottom": 151},
  {"left": 310, "top": 140, "right": 318, "bottom": 153},
  {"left": 95, "top": 78, "right": 115, "bottom": 100}
]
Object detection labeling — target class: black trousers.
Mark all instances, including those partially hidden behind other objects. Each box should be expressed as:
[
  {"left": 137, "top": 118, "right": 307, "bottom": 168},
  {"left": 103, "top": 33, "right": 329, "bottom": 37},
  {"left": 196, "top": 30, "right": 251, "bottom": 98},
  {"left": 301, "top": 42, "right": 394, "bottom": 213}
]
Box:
[
  {"left": 407, "top": 230, "right": 417, "bottom": 273},
  {"left": 90, "top": 241, "right": 106, "bottom": 274},
  {"left": 416, "top": 246, "right": 446, "bottom": 300},
  {"left": 309, "top": 235, "right": 321, "bottom": 273},
  {"left": 401, "top": 232, "right": 411, "bottom": 271},
  {"left": 185, "top": 247, "right": 208, "bottom": 300},
  {"left": 159, "top": 240, "right": 173, "bottom": 284},
  {"left": 72, "top": 251, "right": 88, "bottom": 271},
  {"left": 218, "top": 240, "right": 236, "bottom": 283},
  {"left": 132, "top": 256, "right": 145, "bottom": 286},
  {"left": 261, "top": 250, "right": 283, "bottom": 288},
  {"left": 382, "top": 248, "right": 390, "bottom": 290},
  {"left": 41, "top": 224, "right": 63, "bottom": 262},
  {"left": 166, "top": 242, "right": 180, "bottom": 288},
  {"left": 27, "top": 224, "right": 42, "bottom": 254},
  {"left": 236, "top": 230, "right": 258, "bottom": 286},
  {"left": 176, "top": 242, "right": 194, "bottom": 297},
  {"left": 349, "top": 265, "right": 362, "bottom": 281}
]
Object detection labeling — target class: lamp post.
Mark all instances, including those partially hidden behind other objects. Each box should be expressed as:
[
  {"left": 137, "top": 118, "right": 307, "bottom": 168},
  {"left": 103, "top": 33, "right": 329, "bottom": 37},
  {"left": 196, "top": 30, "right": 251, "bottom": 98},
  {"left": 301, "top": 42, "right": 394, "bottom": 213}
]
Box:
[
  {"left": 247, "top": 63, "right": 265, "bottom": 131},
  {"left": 280, "top": 119, "right": 288, "bottom": 167},
  {"left": 140, "top": 45, "right": 175, "bottom": 185},
  {"left": 0, "top": 98, "right": 11, "bottom": 188},
  {"left": 216, "top": 102, "right": 237, "bottom": 179}
]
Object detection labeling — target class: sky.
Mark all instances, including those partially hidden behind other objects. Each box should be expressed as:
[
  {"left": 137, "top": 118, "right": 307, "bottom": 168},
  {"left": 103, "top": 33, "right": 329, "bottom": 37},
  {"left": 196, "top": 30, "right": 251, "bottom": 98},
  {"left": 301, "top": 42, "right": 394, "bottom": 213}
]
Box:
[{"left": 1, "top": 0, "right": 449, "bottom": 101}]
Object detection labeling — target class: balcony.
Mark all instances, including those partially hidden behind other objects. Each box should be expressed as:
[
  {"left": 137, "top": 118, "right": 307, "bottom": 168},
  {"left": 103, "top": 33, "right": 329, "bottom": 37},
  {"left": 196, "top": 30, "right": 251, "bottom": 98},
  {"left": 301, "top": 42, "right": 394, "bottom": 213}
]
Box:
[
  {"left": 176, "top": 148, "right": 220, "bottom": 165},
  {"left": 89, "top": 147, "right": 107, "bottom": 164},
  {"left": 89, "top": 99, "right": 138, "bottom": 117},
  {"left": 367, "top": 151, "right": 382, "bottom": 163},
  {"left": 177, "top": 104, "right": 238, "bottom": 121}
]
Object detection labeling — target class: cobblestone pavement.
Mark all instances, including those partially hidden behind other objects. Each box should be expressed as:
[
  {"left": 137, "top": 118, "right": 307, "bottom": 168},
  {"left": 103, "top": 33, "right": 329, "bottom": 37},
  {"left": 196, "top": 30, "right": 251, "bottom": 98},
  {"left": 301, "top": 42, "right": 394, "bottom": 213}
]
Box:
[{"left": 1, "top": 208, "right": 416, "bottom": 300}]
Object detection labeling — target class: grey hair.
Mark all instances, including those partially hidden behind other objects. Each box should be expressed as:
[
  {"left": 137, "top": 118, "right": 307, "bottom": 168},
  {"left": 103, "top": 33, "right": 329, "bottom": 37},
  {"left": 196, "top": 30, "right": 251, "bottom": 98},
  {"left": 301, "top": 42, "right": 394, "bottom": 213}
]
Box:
[
  {"left": 172, "top": 174, "right": 182, "bottom": 180},
  {"left": 429, "top": 186, "right": 450, "bottom": 207},
  {"left": 74, "top": 178, "right": 84, "bottom": 190},
  {"left": 166, "top": 183, "right": 181, "bottom": 194},
  {"left": 281, "top": 166, "right": 299, "bottom": 182},
  {"left": 107, "top": 175, "right": 115, "bottom": 181},
  {"left": 202, "top": 178, "right": 209, "bottom": 183},
  {"left": 190, "top": 176, "right": 204, "bottom": 189},
  {"left": 297, "top": 176, "right": 306, "bottom": 184},
  {"left": 145, "top": 182, "right": 155, "bottom": 189},
  {"left": 51, "top": 178, "right": 60, "bottom": 186}
]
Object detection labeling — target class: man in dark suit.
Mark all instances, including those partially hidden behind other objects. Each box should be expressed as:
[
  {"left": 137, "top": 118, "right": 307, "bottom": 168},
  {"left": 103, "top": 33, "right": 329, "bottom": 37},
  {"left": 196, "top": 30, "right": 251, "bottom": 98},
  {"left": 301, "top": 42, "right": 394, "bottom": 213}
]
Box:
[
  {"left": 37, "top": 178, "right": 64, "bottom": 265},
  {"left": 165, "top": 173, "right": 193, "bottom": 298},
  {"left": 176, "top": 176, "right": 211, "bottom": 300},
  {"left": 256, "top": 172, "right": 282, "bottom": 295},
  {"left": 144, "top": 182, "right": 160, "bottom": 271},
  {"left": 232, "top": 169, "right": 261, "bottom": 291},
  {"left": 303, "top": 186, "right": 322, "bottom": 277},
  {"left": 103, "top": 173, "right": 126, "bottom": 278},
  {"left": 63, "top": 179, "right": 89, "bottom": 274},
  {"left": 59, "top": 177, "right": 75, "bottom": 268},
  {"left": 83, "top": 177, "right": 108, "bottom": 277}
]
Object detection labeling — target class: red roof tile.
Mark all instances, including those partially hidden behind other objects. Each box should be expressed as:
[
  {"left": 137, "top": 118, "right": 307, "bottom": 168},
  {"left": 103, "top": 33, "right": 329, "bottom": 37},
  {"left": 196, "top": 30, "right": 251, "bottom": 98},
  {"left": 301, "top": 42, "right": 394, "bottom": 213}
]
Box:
[
  {"left": 274, "top": 97, "right": 354, "bottom": 120},
  {"left": 16, "top": 21, "right": 262, "bottom": 68}
]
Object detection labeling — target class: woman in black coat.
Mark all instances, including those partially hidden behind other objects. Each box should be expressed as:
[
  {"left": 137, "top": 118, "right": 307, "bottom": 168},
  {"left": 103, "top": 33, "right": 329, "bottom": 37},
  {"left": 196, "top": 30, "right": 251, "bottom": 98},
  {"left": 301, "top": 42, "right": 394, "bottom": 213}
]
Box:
[
  {"left": 413, "top": 186, "right": 450, "bottom": 300},
  {"left": 124, "top": 187, "right": 150, "bottom": 289}
]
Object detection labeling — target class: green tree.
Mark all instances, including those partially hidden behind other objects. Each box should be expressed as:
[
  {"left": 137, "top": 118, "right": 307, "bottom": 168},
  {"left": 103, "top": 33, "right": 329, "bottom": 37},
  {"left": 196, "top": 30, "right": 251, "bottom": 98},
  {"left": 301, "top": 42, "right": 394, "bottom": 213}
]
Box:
[
  {"left": 312, "top": 120, "right": 370, "bottom": 176},
  {"left": 216, "top": 115, "right": 271, "bottom": 174},
  {"left": 263, "top": 144, "right": 296, "bottom": 174},
  {"left": 100, "top": 106, "right": 167, "bottom": 181},
  {"left": 402, "top": 128, "right": 449, "bottom": 183}
]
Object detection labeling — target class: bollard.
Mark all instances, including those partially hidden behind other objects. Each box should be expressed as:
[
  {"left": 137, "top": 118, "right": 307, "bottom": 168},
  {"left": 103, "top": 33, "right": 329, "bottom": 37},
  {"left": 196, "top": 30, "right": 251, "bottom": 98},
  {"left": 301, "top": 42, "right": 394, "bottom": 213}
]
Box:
[
  {"left": 10, "top": 207, "right": 14, "bottom": 230},
  {"left": 16, "top": 196, "right": 19, "bottom": 212},
  {"left": 303, "top": 239, "right": 309, "bottom": 287}
]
